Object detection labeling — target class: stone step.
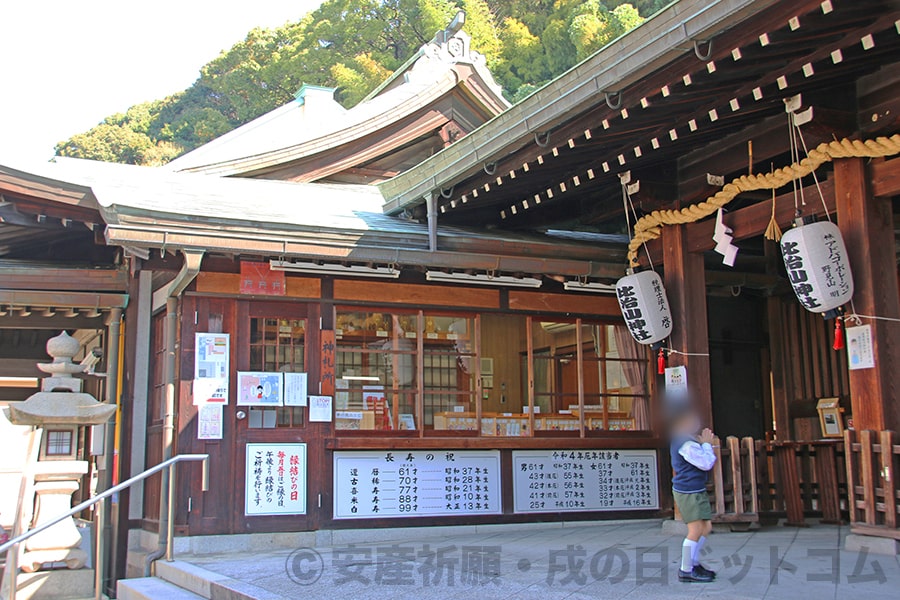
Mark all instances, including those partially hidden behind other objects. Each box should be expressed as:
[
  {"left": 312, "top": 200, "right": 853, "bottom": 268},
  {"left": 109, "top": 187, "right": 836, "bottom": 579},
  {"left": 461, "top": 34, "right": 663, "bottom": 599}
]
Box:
[
  {"left": 154, "top": 560, "right": 285, "bottom": 600},
  {"left": 117, "top": 577, "right": 204, "bottom": 600}
]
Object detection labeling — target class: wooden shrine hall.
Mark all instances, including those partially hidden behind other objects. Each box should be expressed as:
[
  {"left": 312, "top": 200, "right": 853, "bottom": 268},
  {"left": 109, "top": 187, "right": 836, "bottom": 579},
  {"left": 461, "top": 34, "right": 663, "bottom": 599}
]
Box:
[{"left": 1, "top": 0, "right": 899, "bottom": 593}]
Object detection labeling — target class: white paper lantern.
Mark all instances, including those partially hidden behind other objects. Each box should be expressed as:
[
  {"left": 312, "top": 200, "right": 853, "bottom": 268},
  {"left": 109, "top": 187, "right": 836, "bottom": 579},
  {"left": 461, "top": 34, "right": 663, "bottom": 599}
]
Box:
[
  {"left": 615, "top": 270, "right": 673, "bottom": 345},
  {"left": 780, "top": 220, "right": 854, "bottom": 313}
]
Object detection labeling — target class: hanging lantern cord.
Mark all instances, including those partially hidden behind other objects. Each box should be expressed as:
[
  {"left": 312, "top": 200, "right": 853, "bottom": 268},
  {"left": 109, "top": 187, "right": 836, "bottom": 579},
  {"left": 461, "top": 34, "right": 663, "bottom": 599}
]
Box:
[
  {"left": 787, "top": 112, "right": 805, "bottom": 213},
  {"left": 794, "top": 122, "right": 832, "bottom": 222},
  {"left": 621, "top": 179, "right": 655, "bottom": 270}
]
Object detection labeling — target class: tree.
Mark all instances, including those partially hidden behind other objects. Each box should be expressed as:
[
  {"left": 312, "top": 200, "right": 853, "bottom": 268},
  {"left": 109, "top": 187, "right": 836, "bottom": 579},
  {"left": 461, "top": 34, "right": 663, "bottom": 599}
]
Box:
[{"left": 57, "top": 1, "right": 659, "bottom": 165}]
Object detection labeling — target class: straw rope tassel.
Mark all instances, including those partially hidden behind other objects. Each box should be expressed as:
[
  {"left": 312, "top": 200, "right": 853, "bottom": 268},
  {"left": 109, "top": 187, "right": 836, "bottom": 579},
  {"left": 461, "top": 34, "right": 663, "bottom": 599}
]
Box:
[
  {"left": 627, "top": 134, "right": 900, "bottom": 265},
  {"left": 764, "top": 187, "right": 782, "bottom": 242}
]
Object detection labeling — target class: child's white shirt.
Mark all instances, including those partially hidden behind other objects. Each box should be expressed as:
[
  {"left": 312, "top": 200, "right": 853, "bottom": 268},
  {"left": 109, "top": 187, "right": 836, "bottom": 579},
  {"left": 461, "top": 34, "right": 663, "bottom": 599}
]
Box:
[{"left": 678, "top": 440, "right": 716, "bottom": 472}]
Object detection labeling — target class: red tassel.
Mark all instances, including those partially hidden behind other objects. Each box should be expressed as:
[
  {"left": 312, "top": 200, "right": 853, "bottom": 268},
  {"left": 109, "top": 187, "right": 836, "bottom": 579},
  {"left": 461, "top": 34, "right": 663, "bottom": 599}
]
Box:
[
  {"left": 657, "top": 348, "right": 666, "bottom": 375},
  {"left": 833, "top": 318, "right": 844, "bottom": 351}
]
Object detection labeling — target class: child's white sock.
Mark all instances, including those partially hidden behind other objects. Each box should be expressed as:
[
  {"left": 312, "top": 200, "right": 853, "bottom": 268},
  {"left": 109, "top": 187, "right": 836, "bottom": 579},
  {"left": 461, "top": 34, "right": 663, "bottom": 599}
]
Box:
[
  {"left": 693, "top": 535, "right": 707, "bottom": 566},
  {"left": 681, "top": 539, "right": 697, "bottom": 572}
]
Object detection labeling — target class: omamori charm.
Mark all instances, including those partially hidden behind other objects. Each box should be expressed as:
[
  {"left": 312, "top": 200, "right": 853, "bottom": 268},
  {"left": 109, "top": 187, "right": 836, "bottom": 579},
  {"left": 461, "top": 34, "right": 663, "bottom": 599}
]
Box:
[
  {"left": 780, "top": 220, "right": 854, "bottom": 313},
  {"left": 616, "top": 270, "right": 673, "bottom": 345}
]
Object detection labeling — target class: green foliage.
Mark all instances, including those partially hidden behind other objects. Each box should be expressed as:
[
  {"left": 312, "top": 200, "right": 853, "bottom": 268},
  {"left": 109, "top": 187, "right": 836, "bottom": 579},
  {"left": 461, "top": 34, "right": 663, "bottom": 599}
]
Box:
[{"left": 57, "top": 1, "right": 665, "bottom": 165}]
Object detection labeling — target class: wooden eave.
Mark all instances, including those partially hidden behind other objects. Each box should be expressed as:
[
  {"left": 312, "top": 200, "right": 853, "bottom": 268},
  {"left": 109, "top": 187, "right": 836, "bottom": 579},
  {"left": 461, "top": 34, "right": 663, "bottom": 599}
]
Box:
[{"left": 379, "top": 0, "right": 900, "bottom": 230}]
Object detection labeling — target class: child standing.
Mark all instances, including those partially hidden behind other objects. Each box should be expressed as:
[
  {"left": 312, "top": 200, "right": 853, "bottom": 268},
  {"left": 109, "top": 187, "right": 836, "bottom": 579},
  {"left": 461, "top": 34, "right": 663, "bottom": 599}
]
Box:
[{"left": 670, "top": 408, "right": 717, "bottom": 583}]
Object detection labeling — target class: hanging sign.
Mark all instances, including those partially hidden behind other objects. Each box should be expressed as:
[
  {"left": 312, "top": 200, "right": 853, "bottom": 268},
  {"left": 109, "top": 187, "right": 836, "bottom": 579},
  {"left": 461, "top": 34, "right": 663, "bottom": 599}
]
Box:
[
  {"left": 780, "top": 221, "right": 853, "bottom": 313},
  {"left": 245, "top": 443, "right": 306, "bottom": 516},
  {"left": 665, "top": 366, "right": 688, "bottom": 395},
  {"left": 240, "top": 260, "right": 286, "bottom": 296},
  {"left": 193, "top": 333, "right": 229, "bottom": 404},
  {"left": 846, "top": 324, "right": 875, "bottom": 370},
  {"left": 320, "top": 330, "right": 336, "bottom": 396},
  {"left": 512, "top": 450, "right": 659, "bottom": 513},
  {"left": 616, "top": 270, "right": 672, "bottom": 344},
  {"left": 333, "top": 450, "right": 501, "bottom": 519}
]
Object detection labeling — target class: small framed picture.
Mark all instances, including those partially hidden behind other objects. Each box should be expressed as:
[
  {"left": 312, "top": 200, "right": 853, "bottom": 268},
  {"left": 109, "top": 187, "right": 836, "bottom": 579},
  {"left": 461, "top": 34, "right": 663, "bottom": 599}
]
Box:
[
  {"left": 480, "top": 357, "right": 494, "bottom": 375},
  {"left": 482, "top": 375, "right": 494, "bottom": 389}
]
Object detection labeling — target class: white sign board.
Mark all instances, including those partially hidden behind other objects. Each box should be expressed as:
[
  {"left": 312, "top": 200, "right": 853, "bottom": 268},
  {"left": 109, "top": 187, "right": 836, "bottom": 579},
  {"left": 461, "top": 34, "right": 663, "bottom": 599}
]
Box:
[
  {"left": 512, "top": 449, "right": 659, "bottom": 513},
  {"left": 309, "top": 395, "right": 333, "bottom": 422},
  {"left": 333, "top": 450, "right": 501, "bottom": 519},
  {"left": 245, "top": 443, "right": 306, "bottom": 516},
  {"left": 847, "top": 324, "right": 875, "bottom": 370},
  {"left": 665, "top": 366, "right": 688, "bottom": 395},
  {"left": 193, "top": 333, "right": 229, "bottom": 404},
  {"left": 284, "top": 372, "right": 308, "bottom": 406},
  {"left": 197, "top": 403, "right": 223, "bottom": 440}
]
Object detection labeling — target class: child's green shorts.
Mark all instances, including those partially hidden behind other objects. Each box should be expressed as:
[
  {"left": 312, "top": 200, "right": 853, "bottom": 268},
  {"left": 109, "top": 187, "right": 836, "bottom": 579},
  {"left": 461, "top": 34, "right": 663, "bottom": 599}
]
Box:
[{"left": 673, "top": 490, "right": 712, "bottom": 523}]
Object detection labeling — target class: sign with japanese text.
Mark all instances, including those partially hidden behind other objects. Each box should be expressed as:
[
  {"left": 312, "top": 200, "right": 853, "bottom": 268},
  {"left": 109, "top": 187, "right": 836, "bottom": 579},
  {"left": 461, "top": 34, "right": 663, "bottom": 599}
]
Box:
[
  {"left": 847, "top": 324, "right": 875, "bottom": 370},
  {"left": 321, "top": 330, "right": 336, "bottom": 396},
  {"left": 512, "top": 449, "right": 659, "bottom": 513},
  {"left": 333, "top": 450, "right": 501, "bottom": 519},
  {"left": 245, "top": 443, "right": 306, "bottom": 516},
  {"left": 193, "top": 333, "right": 229, "bottom": 404},
  {"left": 239, "top": 260, "right": 286, "bottom": 296}
]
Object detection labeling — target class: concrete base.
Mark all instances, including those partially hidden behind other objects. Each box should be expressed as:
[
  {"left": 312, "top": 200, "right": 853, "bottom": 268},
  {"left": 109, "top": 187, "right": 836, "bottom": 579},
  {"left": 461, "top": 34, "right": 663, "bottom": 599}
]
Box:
[
  {"left": 845, "top": 533, "right": 900, "bottom": 556},
  {"left": 14, "top": 568, "right": 94, "bottom": 600},
  {"left": 661, "top": 518, "right": 688, "bottom": 536},
  {"left": 158, "top": 518, "right": 663, "bottom": 557}
]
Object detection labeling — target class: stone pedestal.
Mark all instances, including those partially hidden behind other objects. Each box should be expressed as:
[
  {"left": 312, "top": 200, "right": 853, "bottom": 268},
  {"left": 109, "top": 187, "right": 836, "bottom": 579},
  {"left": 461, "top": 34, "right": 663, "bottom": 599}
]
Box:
[{"left": 21, "top": 462, "right": 89, "bottom": 572}]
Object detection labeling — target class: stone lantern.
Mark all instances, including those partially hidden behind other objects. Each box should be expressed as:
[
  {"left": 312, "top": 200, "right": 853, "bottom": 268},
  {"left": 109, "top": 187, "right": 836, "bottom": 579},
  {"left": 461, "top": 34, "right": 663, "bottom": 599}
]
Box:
[{"left": 4, "top": 331, "right": 115, "bottom": 573}]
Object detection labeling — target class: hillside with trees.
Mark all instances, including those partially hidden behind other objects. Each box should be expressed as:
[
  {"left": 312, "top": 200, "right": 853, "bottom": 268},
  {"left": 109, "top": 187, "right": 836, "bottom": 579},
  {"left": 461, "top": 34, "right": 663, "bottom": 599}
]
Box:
[{"left": 55, "top": 1, "right": 669, "bottom": 165}]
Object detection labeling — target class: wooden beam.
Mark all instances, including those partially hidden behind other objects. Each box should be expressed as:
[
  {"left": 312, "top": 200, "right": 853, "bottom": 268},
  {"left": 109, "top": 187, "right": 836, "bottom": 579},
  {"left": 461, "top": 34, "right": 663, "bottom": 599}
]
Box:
[
  {"left": 0, "top": 264, "right": 127, "bottom": 292},
  {"left": 662, "top": 224, "right": 713, "bottom": 427},
  {"left": 871, "top": 156, "right": 900, "bottom": 199},
  {"left": 834, "top": 157, "right": 900, "bottom": 432},
  {"left": 677, "top": 110, "right": 853, "bottom": 205},
  {"left": 642, "top": 179, "right": 836, "bottom": 264}
]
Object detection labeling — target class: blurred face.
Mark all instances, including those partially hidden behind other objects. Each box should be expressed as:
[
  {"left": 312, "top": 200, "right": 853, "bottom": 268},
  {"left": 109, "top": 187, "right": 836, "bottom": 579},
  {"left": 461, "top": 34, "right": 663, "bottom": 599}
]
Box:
[{"left": 676, "top": 412, "right": 701, "bottom": 435}]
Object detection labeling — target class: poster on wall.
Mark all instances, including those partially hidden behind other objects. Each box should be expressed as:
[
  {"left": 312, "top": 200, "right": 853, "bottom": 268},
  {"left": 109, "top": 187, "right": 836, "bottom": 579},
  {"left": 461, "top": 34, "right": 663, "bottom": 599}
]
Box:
[
  {"left": 193, "top": 333, "right": 229, "bottom": 404},
  {"left": 664, "top": 366, "right": 688, "bottom": 395},
  {"left": 846, "top": 324, "right": 875, "bottom": 370},
  {"left": 512, "top": 449, "right": 659, "bottom": 513},
  {"left": 237, "top": 372, "right": 284, "bottom": 406},
  {"left": 309, "top": 395, "right": 333, "bottom": 422},
  {"left": 333, "top": 450, "right": 501, "bottom": 519},
  {"left": 284, "top": 372, "right": 308, "bottom": 406},
  {"left": 245, "top": 443, "right": 306, "bottom": 516},
  {"left": 197, "top": 403, "right": 223, "bottom": 440}
]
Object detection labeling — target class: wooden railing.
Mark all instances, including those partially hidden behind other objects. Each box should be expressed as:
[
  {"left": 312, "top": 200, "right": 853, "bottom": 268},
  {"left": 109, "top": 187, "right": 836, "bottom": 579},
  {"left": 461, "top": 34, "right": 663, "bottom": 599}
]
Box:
[
  {"left": 709, "top": 436, "right": 848, "bottom": 528},
  {"left": 710, "top": 436, "right": 758, "bottom": 528},
  {"left": 844, "top": 429, "right": 900, "bottom": 540}
]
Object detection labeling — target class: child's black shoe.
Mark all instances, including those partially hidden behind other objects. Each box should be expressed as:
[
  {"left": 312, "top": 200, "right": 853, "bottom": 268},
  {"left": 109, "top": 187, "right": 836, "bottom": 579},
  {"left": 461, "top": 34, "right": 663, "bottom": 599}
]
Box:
[
  {"left": 694, "top": 564, "right": 716, "bottom": 578},
  {"left": 679, "top": 566, "right": 714, "bottom": 583}
]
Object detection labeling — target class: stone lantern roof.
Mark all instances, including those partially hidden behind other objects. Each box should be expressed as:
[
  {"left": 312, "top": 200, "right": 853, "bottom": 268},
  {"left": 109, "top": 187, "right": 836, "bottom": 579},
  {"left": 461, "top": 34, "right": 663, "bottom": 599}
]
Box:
[{"left": 4, "top": 331, "right": 115, "bottom": 426}]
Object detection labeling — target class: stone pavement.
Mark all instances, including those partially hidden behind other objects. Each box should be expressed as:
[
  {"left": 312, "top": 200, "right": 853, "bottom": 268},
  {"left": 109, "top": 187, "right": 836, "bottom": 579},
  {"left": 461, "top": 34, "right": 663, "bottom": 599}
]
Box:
[{"left": 182, "top": 519, "right": 900, "bottom": 599}]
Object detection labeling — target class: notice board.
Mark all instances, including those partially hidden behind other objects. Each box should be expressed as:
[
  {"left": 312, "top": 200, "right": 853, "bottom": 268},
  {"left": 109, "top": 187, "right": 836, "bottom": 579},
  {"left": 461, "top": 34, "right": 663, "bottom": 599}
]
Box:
[
  {"left": 245, "top": 443, "right": 307, "bottom": 516},
  {"left": 333, "top": 450, "right": 501, "bottom": 519},
  {"left": 512, "top": 449, "right": 659, "bottom": 513}
]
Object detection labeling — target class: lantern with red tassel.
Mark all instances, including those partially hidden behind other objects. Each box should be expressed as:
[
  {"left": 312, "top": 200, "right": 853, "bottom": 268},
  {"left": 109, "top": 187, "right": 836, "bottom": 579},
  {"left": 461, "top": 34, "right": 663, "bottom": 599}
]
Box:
[
  {"left": 833, "top": 318, "right": 844, "bottom": 351},
  {"left": 657, "top": 348, "right": 666, "bottom": 375}
]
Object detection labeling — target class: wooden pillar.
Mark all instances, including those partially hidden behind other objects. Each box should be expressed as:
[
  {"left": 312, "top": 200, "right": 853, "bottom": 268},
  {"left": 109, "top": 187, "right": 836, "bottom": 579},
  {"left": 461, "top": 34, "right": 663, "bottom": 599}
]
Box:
[
  {"left": 834, "top": 157, "right": 900, "bottom": 432},
  {"left": 765, "top": 243, "right": 791, "bottom": 440},
  {"left": 662, "top": 224, "right": 713, "bottom": 427}
]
